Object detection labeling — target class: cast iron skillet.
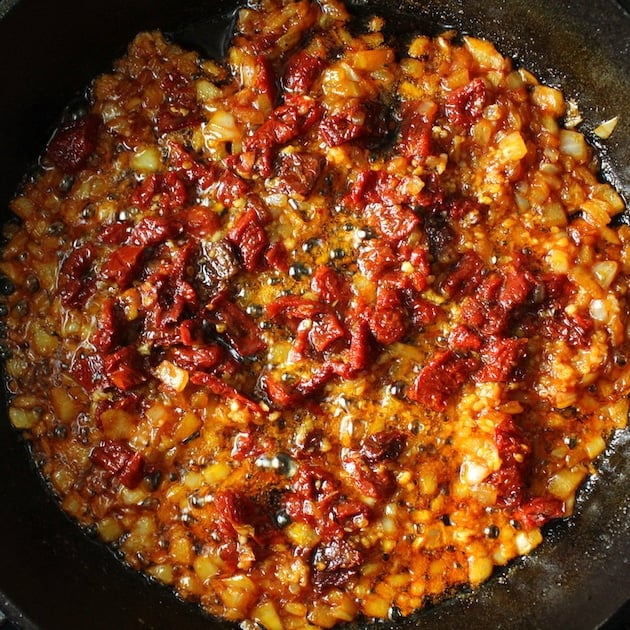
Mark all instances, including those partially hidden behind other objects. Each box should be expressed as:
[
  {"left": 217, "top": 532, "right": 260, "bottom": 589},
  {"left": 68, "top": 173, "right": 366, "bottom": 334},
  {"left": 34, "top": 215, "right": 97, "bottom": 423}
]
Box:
[{"left": 0, "top": 1, "right": 629, "bottom": 628}]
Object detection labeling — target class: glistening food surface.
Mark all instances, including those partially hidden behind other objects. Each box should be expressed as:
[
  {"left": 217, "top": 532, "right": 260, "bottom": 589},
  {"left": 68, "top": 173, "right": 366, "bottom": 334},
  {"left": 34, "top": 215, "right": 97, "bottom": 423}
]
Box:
[{"left": 2, "top": 0, "right": 629, "bottom": 627}]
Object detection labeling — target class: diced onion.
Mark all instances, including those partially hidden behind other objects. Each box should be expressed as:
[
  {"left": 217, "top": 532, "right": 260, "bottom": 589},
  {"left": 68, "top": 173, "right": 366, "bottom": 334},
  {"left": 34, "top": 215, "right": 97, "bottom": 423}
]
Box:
[
  {"left": 593, "top": 116, "right": 619, "bottom": 139},
  {"left": 593, "top": 260, "right": 618, "bottom": 289},
  {"left": 531, "top": 85, "right": 565, "bottom": 116},
  {"left": 547, "top": 468, "right": 584, "bottom": 500},
  {"left": 464, "top": 36, "right": 505, "bottom": 71},
  {"left": 131, "top": 146, "right": 162, "bottom": 173},
  {"left": 251, "top": 601, "right": 284, "bottom": 630},
  {"left": 515, "top": 529, "right": 543, "bottom": 555},
  {"left": 203, "top": 111, "right": 242, "bottom": 142},
  {"left": 559, "top": 129, "right": 588, "bottom": 161},
  {"left": 460, "top": 459, "right": 489, "bottom": 485},
  {"left": 497, "top": 131, "right": 528, "bottom": 161},
  {"left": 589, "top": 298, "right": 609, "bottom": 322}
]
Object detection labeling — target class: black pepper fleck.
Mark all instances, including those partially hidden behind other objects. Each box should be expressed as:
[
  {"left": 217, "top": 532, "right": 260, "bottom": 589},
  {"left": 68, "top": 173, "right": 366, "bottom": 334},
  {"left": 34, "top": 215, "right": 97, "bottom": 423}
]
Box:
[
  {"left": 0, "top": 276, "right": 15, "bottom": 296},
  {"left": 25, "top": 274, "right": 40, "bottom": 293},
  {"left": 288, "top": 263, "right": 311, "bottom": 279},
  {"left": 484, "top": 524, "right": 500, "bottom": 539}
]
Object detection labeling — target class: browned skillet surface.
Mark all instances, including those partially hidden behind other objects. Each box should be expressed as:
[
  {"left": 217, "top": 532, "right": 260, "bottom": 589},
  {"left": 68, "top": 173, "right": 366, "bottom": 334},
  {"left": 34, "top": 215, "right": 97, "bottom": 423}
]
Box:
[{"left": 0, "top": 0, "right": 629, "bottom": 628}]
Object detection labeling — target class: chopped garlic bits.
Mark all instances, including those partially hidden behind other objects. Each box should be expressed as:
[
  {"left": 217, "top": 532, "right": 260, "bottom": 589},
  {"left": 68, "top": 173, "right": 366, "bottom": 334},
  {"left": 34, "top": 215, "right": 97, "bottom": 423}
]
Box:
[{"left": 2, "top": 0, "right": 630, "bottom": 627}]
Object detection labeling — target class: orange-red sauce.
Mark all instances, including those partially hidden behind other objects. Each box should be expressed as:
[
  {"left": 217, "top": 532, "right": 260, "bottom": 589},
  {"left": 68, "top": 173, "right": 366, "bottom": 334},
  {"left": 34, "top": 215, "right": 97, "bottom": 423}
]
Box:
[{"left": 2, "top": 1, "right": 629, "bottom": 627}]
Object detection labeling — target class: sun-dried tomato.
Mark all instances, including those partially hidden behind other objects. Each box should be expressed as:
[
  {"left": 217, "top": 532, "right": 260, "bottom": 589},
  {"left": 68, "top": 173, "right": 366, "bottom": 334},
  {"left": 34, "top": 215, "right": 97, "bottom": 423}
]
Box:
[
  {"left": 58, "top": 245, "right": 97, "bottom": 309},
  {"left": 320, "top": 100, "right": 389, "bottom": 148},
  {"left": 283, "top": 95, "right": 324, "bottom": 133},
  {"left": 131, "top": 174, "right": 158, "bottom": 208},
  {"left": 209, "top": 297, "right": 265, "bottom": 358},
  {"left": 498, "top": 266, "right": 535, "bottom": 312},
  {"left": 272, "top": 151, "right": 323, "bottom": 197},
  {"left": 253, "top": 55, "right": 278, "bottom": 103},
  {"left": 310, "top": 266, "right": 351, "bottom": 312},
  {"left": 170, "top": 345, "right": 223, "bottom": 372},
  {"left": 514, "top": 496, "right": 565, "bottom": 529},
  {"left": 488, "top": 417, "right": 531, "bottom": 507},
  {"left": 461, "top": 281, "right": 501, "bottom": 330},
  {"left": 177, "top": 319, "right": 200, "bottom": 346},
  {"left": 225, "top": 150, "right": 259, "bottom": 179},
  {"left": 102, "top": 245, "right": 145, "bottom": 288},
  {"left": 309, "top": 312, "right": 346, "bottom": 353},
  {"left": 346, "top": 170, "right": 413, "bottom": 208},
  {"left": 341, "top": 311, "right": 373, "bottom": 375},
  {"left": 357, "top": 242, "right": 398, "bottom": 280},
  {"left": 181, "top": 205, "right": 221, "bottom": 238},
  {"left": 414, "top": 172, "right": 446, "bottom": 209},
  {"left": 130, "top": 215, "right": 177, "bottom": 247},
  {"left": 476, "top": 272, "right": 503, "bottom": 305},
  {"left": 91, "top": 297, "right": 124, "bottom": 353},
  {"left": 284, "top": 465, "right": 339, "bottom": 526},
  {"left": 150, "top": 278, "right": 199, "bottom": 330},
  {"left": 310, "top": 538, "right": 364, "bottom": 591},
  {"left": 215, "top": 489, "right": 254, "bottom": 529},
  {"left": 544, "top": 310, "right": 594, "bottom": 348},
  {"left": 361, "top": 429, "right": 407, "bottom": 462},
  {"left": 260, "top": 374, "right": 301, "bottom": 408},
  {"left": 155, "top": 110, "right": 202, "bottom": 134},
  {"left": 214, "top": 489, "right": 277, "bottom": 546},
  {"left": 448, "top": 324, "right": 482, "bottom": 352},
  {"left": 404, "top": 293, "right": 440, "bottom": 328},
  {"left": 226, "top": 207, "right": 269, "bottom": 272},
  {"left": 230, "top": 425, "right": 277, "bottom": 461},
  {"left": 408, "top": 350, "right": 478, "bottom": 412},
  {"left": 212, "top": 488, "right": 279, "bottom": 566},
  {"left": 267, "top": 295, "right": 324, "bottom": 325},
  {"left": 446, "top": 195, "right": 483, "bottom": 220},
  {"left": 190, "top": 370, "right": 261, "bottom": 413},
  {"left": 155, "top": 72, "right": 200, "bottom": 133},
  {"left": 283, "top": 49, "right": 325, "bottom": 93},
  {"left": 441, "top": 251, "right": 485, "bottom": 299},
  {"left": 262, "top": 364, "right": 336, "bottom": 408},
  {"left": 161, "top": 70, "right": 194, "bottom": 106},
  {"left": 458, "top": 265, "right": 536, "bottom": 337},
  {"left": 476, "top": 336, "right": 528, "bottom": 383},
  {"left": 331, "top": 499, "right": 369, "bottom": 531},
  {"left": 132, "top": 172, "right": 188, "bottom": 211},
  {"left": 161, "top": 172, "right": 189, "bottom": 210},
  {"left": 296, "top": 365, "right": 337, "bottom": 397},
  {"left": 365, "top": 203, "right": 419, "bottom": 243},
  {"left": 445, "top": 78, "right": 488, "bottom": 127},
  {"left": 103, "top": 346, "right": 147, "bottom": 391},
  {"left": 264, "top": 241, "right": 290, "bottom": 272},
  {"left": 71, "top": 352, "right": 105, "bottom": 392},
  {"left": 398, "top": 101, "right": 437, "bottom": 160},
  {"left": 369, "top": 285, "right": 406, "bottom": 345},
  {"left": 166, "top": 141, "right": 204, "bottom": 174},
  {"left": 215, "top": 169, "right": 251, "bottom": 208},
  {"left": 90, "top": 439, "right": 145, "bottom": 488},
  {"left": 99, "top": 221, "right": 131, "bottom": 246},
  {"left": 424, "top": 212, "right": 456, "bottom": 264},
  {"left": 341, "top": 450, "right": 396, "bottom": 499},
  {"left": 349, "top": 432, "right": 407, "bottom": 491},
  {"left": 46, "top": 114, "right": 99, "bottom": 173},
  {"left": 404, "top": 245, "right": 432, "bottom": 292},
  {"left": 244, "top": 98, "right": 322, "bottom": 166},
  {"left": 195, "top": 239, "right": 240, "bottom": 302}
]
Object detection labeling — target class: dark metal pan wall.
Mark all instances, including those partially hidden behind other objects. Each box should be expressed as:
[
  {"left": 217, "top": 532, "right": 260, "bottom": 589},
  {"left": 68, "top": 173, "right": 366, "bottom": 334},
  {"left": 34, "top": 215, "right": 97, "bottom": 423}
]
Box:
[{"left": 0, "top": 1, "right": 628, "bottom": 628}]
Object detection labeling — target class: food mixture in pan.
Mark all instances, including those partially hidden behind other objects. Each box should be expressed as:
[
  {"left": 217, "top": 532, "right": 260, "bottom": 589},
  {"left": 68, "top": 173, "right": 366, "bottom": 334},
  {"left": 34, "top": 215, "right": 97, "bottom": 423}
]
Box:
[{"left": 2, "top": 0, "right": 629, "bottom": 627}]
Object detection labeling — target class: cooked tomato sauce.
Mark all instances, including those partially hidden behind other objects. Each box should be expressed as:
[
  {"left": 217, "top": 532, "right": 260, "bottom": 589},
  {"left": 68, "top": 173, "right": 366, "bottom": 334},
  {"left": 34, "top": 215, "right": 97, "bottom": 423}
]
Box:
[{"left": 2, "top": 0, "right": 630, "bottom": 627}]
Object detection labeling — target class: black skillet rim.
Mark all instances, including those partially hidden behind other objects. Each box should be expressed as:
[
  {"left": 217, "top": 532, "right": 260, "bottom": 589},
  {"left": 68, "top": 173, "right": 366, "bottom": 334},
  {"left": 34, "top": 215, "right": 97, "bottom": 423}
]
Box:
[{"left": 0, "top": 1, "right": 629, "bottom": 628}]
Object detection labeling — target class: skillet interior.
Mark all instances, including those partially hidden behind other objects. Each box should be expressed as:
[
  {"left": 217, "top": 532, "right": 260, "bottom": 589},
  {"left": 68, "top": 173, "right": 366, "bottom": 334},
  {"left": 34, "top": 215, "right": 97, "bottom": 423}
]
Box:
[{"left": 0, "top": 0, "right": 628, "bottom": 628}]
